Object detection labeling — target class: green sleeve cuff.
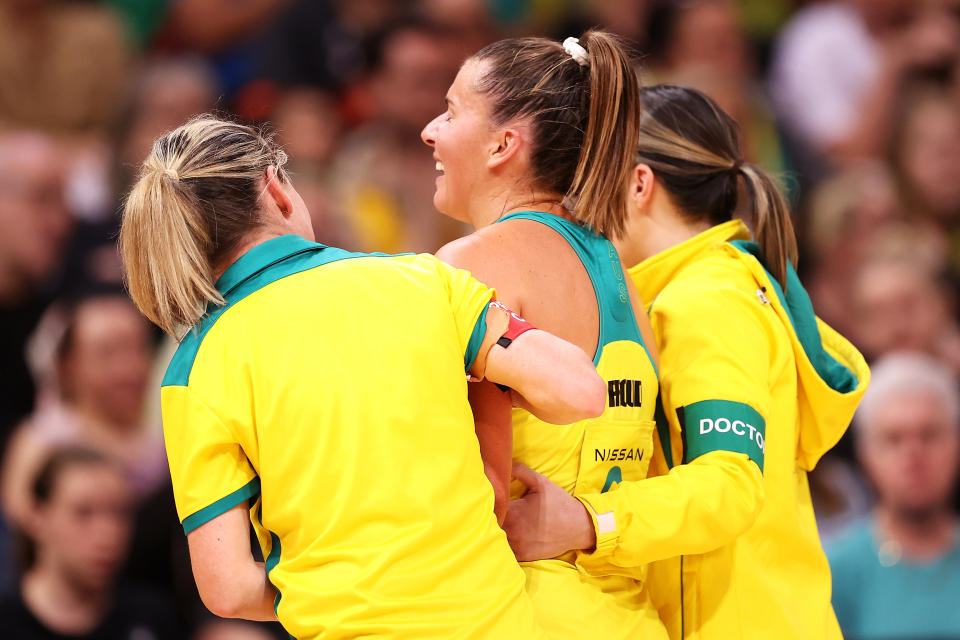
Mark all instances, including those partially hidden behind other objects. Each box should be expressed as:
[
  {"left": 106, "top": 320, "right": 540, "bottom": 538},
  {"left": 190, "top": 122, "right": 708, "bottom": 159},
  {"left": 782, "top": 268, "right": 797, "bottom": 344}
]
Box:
[
  {"left": 463, "top": 302, "right": 491, "bottom": 373},
  {"left": 182, "top": 477, "right": 261, "bottom": 534}
]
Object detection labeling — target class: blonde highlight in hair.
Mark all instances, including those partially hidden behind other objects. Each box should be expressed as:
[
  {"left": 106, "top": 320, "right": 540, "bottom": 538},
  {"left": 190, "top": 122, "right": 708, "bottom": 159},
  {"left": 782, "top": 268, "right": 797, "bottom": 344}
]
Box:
[
  {"left": 472, "top": 30, "right": 640, "bottom": 237},
  {"left": 119, "top": 116, "right": 288, "bottom": 337},
  {"left": 635, "top": 85, "right": 798, "bottom": 288}
]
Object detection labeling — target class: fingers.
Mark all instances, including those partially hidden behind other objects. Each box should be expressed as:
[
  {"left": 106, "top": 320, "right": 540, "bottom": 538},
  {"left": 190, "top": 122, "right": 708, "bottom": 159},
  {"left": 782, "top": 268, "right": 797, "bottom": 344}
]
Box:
[{"left": 510, "top": 461, "right": 543, "bottom": 490}]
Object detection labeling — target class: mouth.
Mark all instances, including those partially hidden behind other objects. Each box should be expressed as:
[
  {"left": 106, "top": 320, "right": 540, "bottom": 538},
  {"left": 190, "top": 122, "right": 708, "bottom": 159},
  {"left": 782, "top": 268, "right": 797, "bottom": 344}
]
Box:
[{"left": 435, "top": 160, "right": 445, "bottom": 175}]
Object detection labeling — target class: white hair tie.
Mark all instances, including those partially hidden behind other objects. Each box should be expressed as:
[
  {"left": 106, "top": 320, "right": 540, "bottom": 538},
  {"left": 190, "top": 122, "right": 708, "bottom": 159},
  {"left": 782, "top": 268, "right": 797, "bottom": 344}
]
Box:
[{"left": 562, "top": 37, "right": 589, "bottom": 67}]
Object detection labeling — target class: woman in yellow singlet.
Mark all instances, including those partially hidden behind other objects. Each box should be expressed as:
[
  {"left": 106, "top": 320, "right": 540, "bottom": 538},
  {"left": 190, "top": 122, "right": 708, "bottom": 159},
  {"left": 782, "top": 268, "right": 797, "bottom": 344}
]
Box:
[{"left": 421, "top": 32, "right": 668, "bottom": 639}]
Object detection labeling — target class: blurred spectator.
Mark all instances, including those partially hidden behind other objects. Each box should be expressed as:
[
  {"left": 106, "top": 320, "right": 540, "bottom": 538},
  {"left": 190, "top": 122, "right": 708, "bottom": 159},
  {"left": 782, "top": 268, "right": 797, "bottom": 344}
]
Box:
[
  {"left": 0, "top": 0, "right": 131, "bottom": 139},
  {"left": 0, "top": 132, "right": 72, "bottom": 447},
  {"left": 849, "top": 258, "right": 960, "bottom": 373},
  {"left": 581, "top": 0, "right": 655, "bottom": 47},
  {"left": 116, "top": 57, "right": 219, "bottom": 192},
  {"left": 887, "top": 84, "right": 960, "bottom": 270},
  {"left": 272, "top": 88, "right": 354, "bottom": 247},
  {"left": 769, "top": 0, "right": 960, "bottom": 169},
  {"left": 254, "top": 0, "right": 394, "bottom": 97},
  {"left": 828, "top": 352, "right": 960, "bottom": 639},
  {"left": 168, "top": 0, "right": 294, "bottom": 54},
  {"left": 331, "top": 17, "right": 466, "bottom": 252},
  {"left": 0, "top": 447, "right": 179, "bottom": 639},
  {"left": 644, "top": 0, "right": 789, "bottom": 175},
  {"left": 1, "top": 295, "right": 164, "bottom": 530}
]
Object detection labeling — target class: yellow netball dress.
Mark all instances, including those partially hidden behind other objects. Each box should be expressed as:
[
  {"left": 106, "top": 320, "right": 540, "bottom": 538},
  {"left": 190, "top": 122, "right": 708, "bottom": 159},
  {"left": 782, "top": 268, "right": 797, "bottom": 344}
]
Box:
[{"left": 498, "top": 212, "right": 668, "bottom": 640}]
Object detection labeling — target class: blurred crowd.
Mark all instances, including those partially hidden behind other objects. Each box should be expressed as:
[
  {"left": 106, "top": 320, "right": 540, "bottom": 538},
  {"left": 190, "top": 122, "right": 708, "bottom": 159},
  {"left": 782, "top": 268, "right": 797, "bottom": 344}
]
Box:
[{"left": 0, "top": 0, "right": 958, "bottom": 638}]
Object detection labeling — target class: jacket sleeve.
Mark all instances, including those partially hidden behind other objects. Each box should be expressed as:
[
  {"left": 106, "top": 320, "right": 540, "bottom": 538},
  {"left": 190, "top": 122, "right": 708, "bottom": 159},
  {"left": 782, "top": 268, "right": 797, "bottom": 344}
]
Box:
[{"left": 576, "top": 282, "right": 774, "bottom": 574}]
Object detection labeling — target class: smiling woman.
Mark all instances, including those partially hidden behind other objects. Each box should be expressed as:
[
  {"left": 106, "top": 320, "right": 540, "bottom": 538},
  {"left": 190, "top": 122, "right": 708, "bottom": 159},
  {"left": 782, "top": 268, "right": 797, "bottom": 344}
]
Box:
[{"left": 421, "top": 32, "right": 668, "bottom": 640}]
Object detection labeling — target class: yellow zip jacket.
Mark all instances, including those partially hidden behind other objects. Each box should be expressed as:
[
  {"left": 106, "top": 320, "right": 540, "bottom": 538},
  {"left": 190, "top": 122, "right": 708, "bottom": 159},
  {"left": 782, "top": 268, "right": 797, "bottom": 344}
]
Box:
[{"left": 575, "top": 221, "right": 870, "bottom": 639}]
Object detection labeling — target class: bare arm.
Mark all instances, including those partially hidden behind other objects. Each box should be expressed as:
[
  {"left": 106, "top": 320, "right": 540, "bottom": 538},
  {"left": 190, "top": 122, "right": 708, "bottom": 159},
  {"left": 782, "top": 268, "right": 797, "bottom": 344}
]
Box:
[
  {"left": 469, "top": 381, "right": 513, "bottom": 525},
  {"left": 187, "top": 504, "right": 277, "bottom": 621},
  {"left": 438, "top": 235, "right": 605, "bottom": 426},
  {"left": 482, "top": 327, "right": 606, "bottom": 425}
]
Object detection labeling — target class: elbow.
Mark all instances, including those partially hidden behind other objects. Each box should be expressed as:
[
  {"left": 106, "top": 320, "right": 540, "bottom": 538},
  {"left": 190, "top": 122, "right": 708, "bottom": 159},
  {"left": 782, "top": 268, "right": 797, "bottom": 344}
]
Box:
[
  {"left": 199, "top": 587, "right": 245, "bottom": 620},
  {"left": 583, "top": 370, "right": 608, "bottom": 418},
  {"left": 542, "top": 367, "right": 606, "bottom": 424},
  {"left": 565, "top": 362, "right": 606, "bottom": 422}
]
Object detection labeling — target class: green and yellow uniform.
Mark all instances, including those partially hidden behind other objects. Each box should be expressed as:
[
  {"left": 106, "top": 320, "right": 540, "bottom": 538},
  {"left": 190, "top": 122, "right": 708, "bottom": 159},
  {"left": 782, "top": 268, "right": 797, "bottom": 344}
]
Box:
[
  {"left": 575, "top": 220, "right": 869, "bottom": 639},
  {"left": 500, "top": 212, "right": 668, "bottom": 639},
  {"left": 161, "top": 235, "right": 545, "bottom": 640}
]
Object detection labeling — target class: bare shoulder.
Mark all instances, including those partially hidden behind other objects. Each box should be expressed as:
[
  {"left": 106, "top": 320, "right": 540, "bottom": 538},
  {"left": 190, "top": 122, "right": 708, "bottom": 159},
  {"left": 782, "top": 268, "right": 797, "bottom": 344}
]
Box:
[
  {"left": 435, "top": 220, "right": 551, "bottom": 309},
  {"left": 436, "top": 222, "right": 531, "bottom": 278}
]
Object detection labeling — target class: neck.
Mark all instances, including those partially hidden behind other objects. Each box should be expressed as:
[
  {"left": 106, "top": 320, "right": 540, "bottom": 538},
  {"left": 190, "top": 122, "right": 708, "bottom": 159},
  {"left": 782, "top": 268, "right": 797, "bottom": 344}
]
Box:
[
  {"left": 468, "top": 186, "right": 568, "bottom": 229},
  {"left": 876, "top": 504, "right": 957, "bottom": 561},
  {"left": 615, "top": 204, "right": 712, "bottom": 268},
  {"left": 212, "top": 228, "right": 285, "bottom": 282},
  {"left": 23, "top": 564, "right": 109, "bottom": 633}
]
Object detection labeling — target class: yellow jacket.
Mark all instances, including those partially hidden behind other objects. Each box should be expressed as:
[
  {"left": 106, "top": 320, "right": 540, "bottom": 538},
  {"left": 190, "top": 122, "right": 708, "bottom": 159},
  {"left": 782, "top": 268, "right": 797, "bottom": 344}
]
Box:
[{"left": 575, "top": 221, "right": 869, "bottom": 639}]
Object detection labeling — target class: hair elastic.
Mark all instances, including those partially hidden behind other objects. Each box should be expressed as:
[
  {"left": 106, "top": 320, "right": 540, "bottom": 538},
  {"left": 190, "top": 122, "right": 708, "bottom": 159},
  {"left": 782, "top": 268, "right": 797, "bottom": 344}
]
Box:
[{"left": 562, "top": 37, "right": 590, "bottom": 67}]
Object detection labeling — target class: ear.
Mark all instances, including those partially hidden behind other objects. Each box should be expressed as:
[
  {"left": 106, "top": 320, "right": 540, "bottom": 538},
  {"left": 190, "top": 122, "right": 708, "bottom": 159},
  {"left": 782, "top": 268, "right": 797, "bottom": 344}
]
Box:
[
  {"left": 263, "top": 166, "right": 294, "bottom": 219},
  {"left": 630, "top": 163, "right": 656, "bottom": 216},
  {"left": 486, "top": 127, "right": 524, "bottom": 170}
]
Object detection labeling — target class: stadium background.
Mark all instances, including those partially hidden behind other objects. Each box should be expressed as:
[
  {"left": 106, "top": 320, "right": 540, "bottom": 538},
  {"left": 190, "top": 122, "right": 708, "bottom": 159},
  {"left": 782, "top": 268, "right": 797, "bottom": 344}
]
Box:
[{"left": 0, "top": 0, "right": 958, "bottom": 637}]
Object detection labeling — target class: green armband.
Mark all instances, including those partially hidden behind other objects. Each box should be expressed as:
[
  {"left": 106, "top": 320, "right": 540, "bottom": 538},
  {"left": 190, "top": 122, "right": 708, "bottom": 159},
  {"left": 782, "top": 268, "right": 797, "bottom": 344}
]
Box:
[{"left": 678, "top": 400, "right": 766, "bottom": 471}]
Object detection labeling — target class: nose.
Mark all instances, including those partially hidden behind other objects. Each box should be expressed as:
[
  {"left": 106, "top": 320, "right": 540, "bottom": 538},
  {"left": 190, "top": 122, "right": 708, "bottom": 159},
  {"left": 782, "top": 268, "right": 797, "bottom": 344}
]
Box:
[{"left": 421, "top": 115, "right": 440, "bottom": 147}]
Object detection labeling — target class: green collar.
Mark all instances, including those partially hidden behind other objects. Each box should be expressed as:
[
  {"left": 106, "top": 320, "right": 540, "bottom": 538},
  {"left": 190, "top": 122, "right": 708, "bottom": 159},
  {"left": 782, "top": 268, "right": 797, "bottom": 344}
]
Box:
[
  {"left": 627, "top": 220, "right": 749, "bottom": 303},
  {"left": 215, "top": 234, "right": 323, "bottom": 296}
]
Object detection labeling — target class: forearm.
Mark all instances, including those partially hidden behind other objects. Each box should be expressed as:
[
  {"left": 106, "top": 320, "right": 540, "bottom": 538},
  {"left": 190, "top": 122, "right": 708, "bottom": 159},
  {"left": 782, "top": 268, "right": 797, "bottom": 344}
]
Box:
[
  {"left": 491, "top": 331, "right": 605, "bottom": 424},
  {"left": 576, "top": 451, "right": 764, "bottom": 573}
]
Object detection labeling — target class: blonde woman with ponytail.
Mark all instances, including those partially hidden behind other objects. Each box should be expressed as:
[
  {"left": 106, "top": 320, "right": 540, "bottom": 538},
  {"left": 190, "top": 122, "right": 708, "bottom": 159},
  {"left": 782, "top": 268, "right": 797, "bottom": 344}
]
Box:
[
  {"left": 119, "top": 116, "right": 609, "bottom": 639},
  {"left": 422, "top": 32, "right": 667, "bottom": 639},
  {"left": 504, "top": 85, "right": 871, "bottom": 639}
]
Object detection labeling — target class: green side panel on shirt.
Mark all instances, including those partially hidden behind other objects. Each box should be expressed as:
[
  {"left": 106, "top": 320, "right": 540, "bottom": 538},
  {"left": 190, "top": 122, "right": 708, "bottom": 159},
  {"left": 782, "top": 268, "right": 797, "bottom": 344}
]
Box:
[
  {"left": 729, "top": 240, "right": 858, "bottom": 393},
  {"left": 679, "top": 399, "right": 766, "bottom": 471},
  {"left": 181, "top": 476, "right": 261, "bottom": 534}
]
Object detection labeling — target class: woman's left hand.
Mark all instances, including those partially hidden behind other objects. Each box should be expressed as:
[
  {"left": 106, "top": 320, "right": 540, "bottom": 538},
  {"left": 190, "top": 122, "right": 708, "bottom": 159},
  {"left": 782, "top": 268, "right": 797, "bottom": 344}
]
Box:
[{"left": 503, "top": 462, "right": 597, "bottom": 561}]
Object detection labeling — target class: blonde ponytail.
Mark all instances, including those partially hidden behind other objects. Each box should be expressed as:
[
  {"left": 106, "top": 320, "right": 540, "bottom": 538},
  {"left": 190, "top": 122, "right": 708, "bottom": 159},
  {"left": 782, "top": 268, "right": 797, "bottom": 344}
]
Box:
[
  {"left": 119, "top": 116, "right": 288, "bottom": 338},
  {"left": 119, "top": 167, "right": 222, "bottom": 337}
]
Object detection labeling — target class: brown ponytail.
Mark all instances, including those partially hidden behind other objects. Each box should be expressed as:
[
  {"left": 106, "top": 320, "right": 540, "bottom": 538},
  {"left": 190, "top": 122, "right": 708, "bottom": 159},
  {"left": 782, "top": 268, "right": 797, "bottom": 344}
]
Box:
[
  {"left": 472, "top": 30, "right": 640, "bottom": 237},
  {"left": 739, "top": 164, "right": 797, "bottom": 288},
  {"left": 119, "top": 116, "right": 289, "bottom": 337},
  {"left": 634, "top": 85, "right": 798, "bottom": 288}
]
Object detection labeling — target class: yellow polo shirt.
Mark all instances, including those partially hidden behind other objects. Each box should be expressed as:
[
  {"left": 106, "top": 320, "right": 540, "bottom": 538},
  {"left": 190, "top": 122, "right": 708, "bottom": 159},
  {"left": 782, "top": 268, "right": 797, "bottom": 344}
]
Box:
[{"left": 161, "top": 235, "right": 545, "bottom": 640}]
